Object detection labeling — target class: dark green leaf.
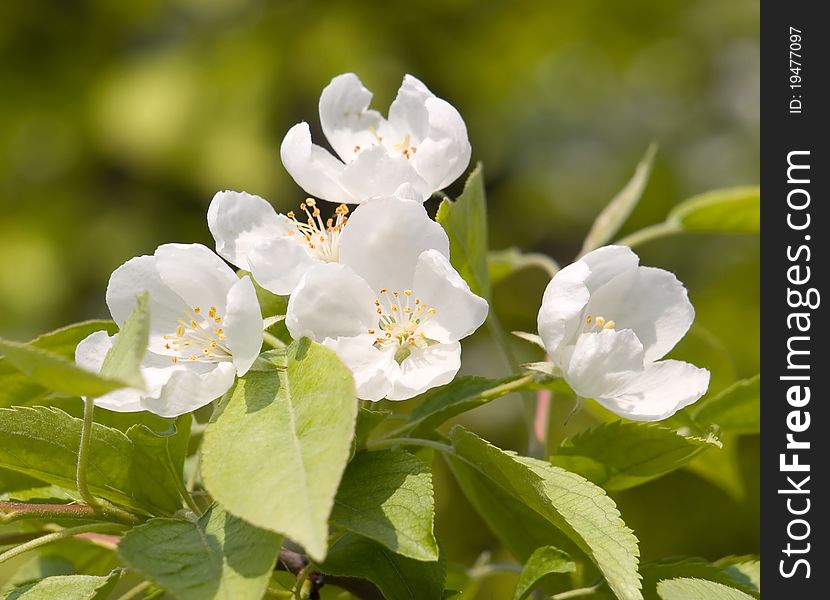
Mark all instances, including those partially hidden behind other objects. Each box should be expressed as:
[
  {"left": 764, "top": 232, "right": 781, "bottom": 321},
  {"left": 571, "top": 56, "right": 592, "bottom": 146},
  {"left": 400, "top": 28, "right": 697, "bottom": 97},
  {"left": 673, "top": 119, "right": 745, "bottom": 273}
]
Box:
[
  {"left": 513, "top": 546, "right": 575, "bottom": 600},
  {"left": 692, "top": 376, "right": 759, "bottom": 434}
]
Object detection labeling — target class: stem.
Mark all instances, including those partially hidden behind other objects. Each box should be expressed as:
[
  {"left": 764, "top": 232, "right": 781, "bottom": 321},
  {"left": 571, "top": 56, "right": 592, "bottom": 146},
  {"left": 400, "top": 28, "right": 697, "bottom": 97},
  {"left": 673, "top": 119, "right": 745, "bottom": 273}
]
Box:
[
  {"left": 76, "top": 397, "right": 99, "bottom": 509},
  {"left": 533, "top": 387, "right": 552, "bottom": 457},
  {"left": 551, "top": 585, "right": 601, "bottom": 599},
  {"left": 0, "top": 532, "right": 42, "bottom": 547},
  {"left": 366, "top": 437, "right": 454, "bottom": 454},
  {"left": 0, "top": 523, "right": 121, "bottom": 565},
  {"left": 115, "top": 581, "right": 152, "bottom": 600},
  {"left": 0, "top": 500, "right": 138, "bottom": 527},
  {"left": 614, "top": 221, "right": 679, "bottom": 248}
]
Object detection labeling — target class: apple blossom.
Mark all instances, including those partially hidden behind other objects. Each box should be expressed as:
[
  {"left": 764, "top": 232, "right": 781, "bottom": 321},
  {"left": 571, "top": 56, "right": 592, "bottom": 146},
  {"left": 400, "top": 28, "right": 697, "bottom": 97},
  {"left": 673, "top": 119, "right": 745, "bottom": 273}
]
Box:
[
  {"left": 286, "top": 249, "right": 488, "bottom": 401},
  {"left": 536, "top": 245, "right": 710, "bottom": 421},
  {"left": 75, "top": 243, "right": 263, "bottom": 417},
  {"left": 207, "top": 185, "right": 448, "bottom": 295},
  {"left": 280, "top": 73, "right": 471, "bottom": 204}
]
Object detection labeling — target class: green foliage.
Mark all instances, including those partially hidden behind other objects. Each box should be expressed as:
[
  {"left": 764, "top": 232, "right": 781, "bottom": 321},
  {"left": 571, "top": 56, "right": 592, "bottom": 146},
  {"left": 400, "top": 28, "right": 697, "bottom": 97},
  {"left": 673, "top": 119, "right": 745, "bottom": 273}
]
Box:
[
  {"left": 118, "top": 504, "right": 281, "bottom": 600},
  {"left": 320, "top": 534, "right": 445, "bottom": 600},
  {"left": 447, "top": 426, "right": 642, "bottom": 600},
  {"left": 656, "top": 577, "right": 756, "bottom": 600},
  {"left": 437, "top": 165, "right": 491, "bottom": 298},
  {"left": 640, "top": 557, "right": 759, "bottom": 599},
  {"left": 512, "top": 546, "right": 575, "bottom": 600},
  {"left": 669, "top": 187, "right": 760, "bottom": 234},
  {"left": 691, "top": 375, "right": 760, "bottom": 434},
  {"left": 97, "top": 292, "right": 149, "bottom": 389},
  {"left": 200, "top": 340, "right": 356, "bottom": 561},
  {"left": 0, "top": 571, "right": 120, "bottom": 600},
  {"left": 0, "top": 406, "right": 188, "bottom": 515},
  {"left": 487, "top": 248, "right": 559, "bottom": 285},
  {"left": 550, "top": 422, "right": 720, "bottom": 491},
  {"left": 331, "top": 450, "right": 438, "bottom": 561}
]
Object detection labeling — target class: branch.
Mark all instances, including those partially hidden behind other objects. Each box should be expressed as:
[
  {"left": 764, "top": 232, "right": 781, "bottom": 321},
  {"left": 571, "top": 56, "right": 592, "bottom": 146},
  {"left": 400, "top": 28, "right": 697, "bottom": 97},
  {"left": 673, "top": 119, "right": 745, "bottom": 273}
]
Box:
[
  {"left": 276, "top": 548, "right": 383, "bottom": 600},
  {"left": 0, "top": 501, "right": 139, "bottom": 526}
]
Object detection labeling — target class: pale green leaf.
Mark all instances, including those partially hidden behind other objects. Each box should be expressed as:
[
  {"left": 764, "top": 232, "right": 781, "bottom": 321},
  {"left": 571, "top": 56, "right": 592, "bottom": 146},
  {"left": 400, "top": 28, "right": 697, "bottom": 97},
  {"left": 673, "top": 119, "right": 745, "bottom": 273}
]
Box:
[
  {"left": 640, "top": 557, "right": 759, "bottom": 600},
  {"left": 715, "top": 556, "right": 760, "bottom": 595},
  {"left": 331, "top": 450, "right": 438, "bottom": 561},
  {"left": 0, "top": 406, "right": 186, "bottom": 515},
  {"left": 513, "top": 546, "right": 575, "bottom": 600},
  {"left": 201, "top": 340, "right": 357, "bottom": 561},
  {"left": 98, "top": 292, "right": 149, "bottom": 389},
  {"left": 657, "top": 578, "right": 756, "bottom": 600},
  {"left": 320, "top": 534, "right": 444, "bottom": 600},
  {"left": 580, "top": 143, "right": 656, "bottom": 255},
  {"left": 692, "top": 376, "right": 760, "bottom": 434},
  {"left": 551, "top": 422, "right": 720, "bottom": 491},
  {"left": 448, "top": 426, "right": 642, "bottom": 600},
  {"left": 668, "top": 186, "right": 760, "bottom": 234},
  {"left": 436, "top": 164, "right": 491, "bottom": 298},
  {"left": 117, "top": 504, "right": 281, "bottom": 600},
  {"left": 0, "top": 571, "right": 120, "bottom": 600},
  {"left": 511, "top": 331, "right": 545, "bottom": 350},
  {"left": 488, "top": 247, "right": 559, "bottom": 285}
]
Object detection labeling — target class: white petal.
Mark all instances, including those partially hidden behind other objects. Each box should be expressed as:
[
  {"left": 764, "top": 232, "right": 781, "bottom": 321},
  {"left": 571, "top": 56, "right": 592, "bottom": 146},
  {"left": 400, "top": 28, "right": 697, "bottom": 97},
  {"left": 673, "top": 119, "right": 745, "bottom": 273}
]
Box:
[
  {"left": 286, "top": 264, "right": 377, "bottom": 342},
  {"left": 387, "top": 74, "right": 433, "bottom": 144},
  {"left": 223, "top": 276, "right": 263, "bottom": 376},
  {"left": 340, "top": 145, "right": 430, "bottom": 202},
  {"left": 142, "top": 362, "right": 236, "bottom": 418},
  {"left": 595, "top": 360, "right": 710, "bottom": 421},
  {"left": 154, "top": 243, "right": 238, "bottom": 317},
  {"left": 319, "top": 73, "right": 385, "bottom": 163},
  {"left": 324, "top": 334, "right": 395, "bottom": 401},
  {"left": 339, "top": 196, "right": 449, "bottom": 292},
  {"left": 412, "top": 250, "right": 489, "bottom": 343},
  {"left": 564, "top": 329, "right": 645, "bottom": 400},
  {"left": 207, "top": 190, "right": 285, "bottom": 270},
  {"left": 537, "top": 261, "right": 591, "bottom": 360},
  {"left": 387, "top": 342, "right": 461, "bottom": 401},
  {"left": 247, "top": 235, "right": 320, "bottom": 295},
  {"left": 280, "top": 122, "right": 352, "bottom": 203},
  {"left": 412, "top": 97, "right": 471, "bottom": 191}
]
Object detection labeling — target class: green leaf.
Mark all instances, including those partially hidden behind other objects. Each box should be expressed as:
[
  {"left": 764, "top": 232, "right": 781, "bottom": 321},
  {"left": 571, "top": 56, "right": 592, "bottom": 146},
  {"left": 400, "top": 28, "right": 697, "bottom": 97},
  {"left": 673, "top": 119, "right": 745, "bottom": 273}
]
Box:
[
  {"left": 320, "top": 533, "right": 444, "bottom": 600},
  {"left": 580, "top": 143, "right": 656, "bottom": 255},
  {"left": 0, "top": 406, "right": 185, "bottom": 515},
  {"left": 715, "top": 556, "right": 760, "bottom": 595},
  {"left": 668, "top": 186, "right": 760, "bottom": 234},
  {"left": 691, "top": 376, "right": 760, "bottom": 434},
  {"left": 331, "top": 450, "right": 438, "bottom": 561},
  {"left": 640, "top": 557, "right": 759, "bottom": 599},
  {"left": 448, "top": 426, "right": 642, "bottom": 600},
  {"left": 201, "top": 340, "right": 357, "bottom": 561},
  {"left": 657, "top": 578, "right": 756, "bottom": 600},
  {"left": 1, "top": 571, "right": 120, "bottom": 600},
  {"left": 513, "top": 546, "right": 575, "bottom": 600},
  {"left": 550, "top": 422, "right": 720, "bottom": 491},
  {"left": 488, "top": 247, "right": 559, "bottom": 285},
  {"left": 117, "top": 504, "right": 281, "bottom": 600},
  {"left": 352, "top": 406, "right": 391, "bottom": 454},
  {"left": 436, "top": 163, "right": 491, "bottom": 298},
  {"left": 98, "top": 292, "right": 149, "bottom": 389},
  {"left": 397, "top": 375, "right": 527, "bottom": 437}
]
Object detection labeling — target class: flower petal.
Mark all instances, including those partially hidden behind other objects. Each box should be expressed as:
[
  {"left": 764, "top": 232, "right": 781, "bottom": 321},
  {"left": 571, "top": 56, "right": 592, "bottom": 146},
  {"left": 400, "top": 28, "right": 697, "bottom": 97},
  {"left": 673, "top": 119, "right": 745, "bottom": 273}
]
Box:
[
  {"left": 340, "top": 145, "right": 430, "bottom": 202},
  {"left": 412, "top": 250, "right": 489, "bottom": 343},
  {"left": 141, "top": 361, "right": 236, "bottom": 418},
  {"left": 286, "top": 264, "right": 377, "bottom": 342},
  {"left": 339, "top": 196, "right": 449, "bottom": 292},
  {"left": 76, "top": 331, "right": 149, "bottom": 412},
  {"left": 387, "top": 341, "right": 461, "bottom": 401},
  {"left": 412, "top": 97, "right": 471, "bottom": 191},
  {"left": 207, "top": 190, "right": 285, "bottom": 270},
  {"left": 595, "top": 360, "right": 710, "bottom": 421},
  {"left": 564, "top": 329, "right": 645, "bottom": 400},
  {"left": 154, "top": 243, "right": 238, "bottom": 317},
  {"left": 387, "top": 74, "right": 433, "bottom": 144},
  {"left": 280, "top": 122, "right": 352, "bottom": 203},
  {"left": 324, "top": 334, "right": 395, "bottom": 401},
  {"left": 246, "top": 235, "right": 320, "bottom": 295},
  {"left": 319, "top": 73, "right": 385, "bottom": 163},
  {"left": 223, "top": 276, "right": 263, "bottom": 376}
]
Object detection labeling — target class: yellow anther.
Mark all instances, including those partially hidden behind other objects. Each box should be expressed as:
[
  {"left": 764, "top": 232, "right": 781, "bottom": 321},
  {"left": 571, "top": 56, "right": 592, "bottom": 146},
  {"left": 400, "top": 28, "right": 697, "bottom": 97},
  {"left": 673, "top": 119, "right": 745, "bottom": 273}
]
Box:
[
  {"left": 427, "top": 308, "right": 437, "bottom": 315},
  {"left": 305, "top": 198, "right": 316, "bottom": 207},
  {"left": 202, "top": 348, "right": 210, "bottom": 356},
  {"left": 176, "top": 325, "right": 185, "bottom": 337},
  {"left": 194, "top": 306, "right": 201, "bottom": 313},
  {"left": 287, "top": 211, "right": 295, "bottom": 219},
  {"left": 367, "top": 329, "right": 376, "bottom": 334},
  {"left": 404, "top": 290, "right": 412, "bottom": 296},
  {"left": 586, "top": 315, "right": 593, "bottom": 324},
  {"left": 595, "top": 317, "right": 606, "bottom": 328},
  {"left": 172, "top": 357, "right": 178, "bottom": 364},
  {"left": 604, "top": 320, "right": 616, "bottom": 329},
  {"left": 391, "top": 305, "right": 398, "bottom": 312},
  {"left": 380, "top": 288, "right": 388, "bottom": 294},
  {"left": 189, "top": 355, "right": 198, "bottom": 361}
]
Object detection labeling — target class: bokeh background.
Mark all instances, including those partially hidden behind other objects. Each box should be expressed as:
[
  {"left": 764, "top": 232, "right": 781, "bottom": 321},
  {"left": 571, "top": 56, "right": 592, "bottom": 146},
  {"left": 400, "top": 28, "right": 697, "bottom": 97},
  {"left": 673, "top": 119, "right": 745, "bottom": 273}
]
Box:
[{"left": 1, "top": 0, "right": 759, "bottom": 597}]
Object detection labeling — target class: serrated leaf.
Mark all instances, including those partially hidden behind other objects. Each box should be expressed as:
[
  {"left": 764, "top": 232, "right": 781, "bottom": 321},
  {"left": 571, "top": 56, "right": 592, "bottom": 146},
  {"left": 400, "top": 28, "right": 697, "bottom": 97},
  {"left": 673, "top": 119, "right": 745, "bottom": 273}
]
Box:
[
  {"left": 331, "top": 450, "right": 438, "bottom": 561},
  {"left": 320, "top": 534, "right": 444, "bottom": 600},
  {"left": 0, "top": 570, "right": 120, "bottom": 600},
  {"left": 715, "top": 556, "right": 760, "bottom": 595},
  {"left": 657, "top": 578, "right": 755, "bottom": 600},
  {"left": 580, "top": 144, "right": 656, "bottom": 255},
  {"left": 448, "top": 426, "right": 642, "bottom": 600},
  {"left": 551, "top": 422, "right": 720, "bottom": 491},
  {"left": 397, "top": 376, "right": 527, "bottom": 437},
  {"left": 201, "top": 339, "right": 356, "bottom": 561},
  {"left": 352, "top": 406, "right": 391, "bottom": 454},
  {"left": 692, "top": 376, "right": 759, "bottom": 434},
  {"left": 488, "top": 248, "right": 559, "bottom": 285},
  {"left": 117, "top": 504, "right": 281, "bottom": 600},
  {"left": 436, "top": 163, "right": 491, "bottom": 298},
  {"left": 513, "top": 546, "right": 575, "bottom": 600},
  {"left": 668, "top": 187, "right": 759, "bottom": 234},
  {"left": 641, "top": 557, "right": 759, "bottom": 600},
  {"left": 0, "top": 406, "right": 186, "bottom": 515},
  {"left": 98, "top": 292, "right": 149, "bottom": 389}
]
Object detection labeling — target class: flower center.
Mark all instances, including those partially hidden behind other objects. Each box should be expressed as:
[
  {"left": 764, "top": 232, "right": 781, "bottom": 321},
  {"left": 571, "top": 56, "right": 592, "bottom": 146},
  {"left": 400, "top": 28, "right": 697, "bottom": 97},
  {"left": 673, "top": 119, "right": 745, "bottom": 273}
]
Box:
[
  {"left": 353, "top": 128, "right": 418, "bottom": 160},
  {"left": 368, "top": 289, "right": 437, "bottom": 362},
  {"left": 583, "top": 314, "right": 616, "bottom": 334},
  {"left": 162, "top": 305, "right": 232, "bottom": 364},
  {"left": 284, "top": 198, "right": 349, "bottom": 262}
]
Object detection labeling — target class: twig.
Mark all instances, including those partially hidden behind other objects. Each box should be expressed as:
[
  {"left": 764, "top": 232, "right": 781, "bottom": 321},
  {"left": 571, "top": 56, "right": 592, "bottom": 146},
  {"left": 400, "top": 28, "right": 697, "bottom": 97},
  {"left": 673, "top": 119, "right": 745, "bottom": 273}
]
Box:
[
  {"left": 0, "top": 522, "right": 121, "bottom": 565},
  {"left": 76, "top": 397, "right": 100, "bottom": 510}
]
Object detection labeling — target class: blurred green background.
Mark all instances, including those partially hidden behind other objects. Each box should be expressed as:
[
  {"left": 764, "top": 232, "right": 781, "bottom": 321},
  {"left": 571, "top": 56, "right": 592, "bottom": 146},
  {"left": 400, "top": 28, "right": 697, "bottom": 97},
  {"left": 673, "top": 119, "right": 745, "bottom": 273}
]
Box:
[{"left": 0, "top": 0, "right": 759, "bottom": 597}]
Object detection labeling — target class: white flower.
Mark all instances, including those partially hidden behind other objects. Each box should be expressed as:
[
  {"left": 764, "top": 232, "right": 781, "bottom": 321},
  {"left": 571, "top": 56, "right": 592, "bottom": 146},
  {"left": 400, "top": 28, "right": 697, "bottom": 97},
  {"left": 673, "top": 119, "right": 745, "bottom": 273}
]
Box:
[
  {"left": 208, "top": 185, "right": 448, "bottom": 295},
  {"left": 536, "top": 245, "right": 709, "bottom": 421},
  {"left": 280, "top": 73, "right": 471, "bottom": 204},
  {"left": 286, "top": 249, "right": 488, "bottom": 402},
  {"left": 75, "top": 244, "right": 263, "bottom": 417}
]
